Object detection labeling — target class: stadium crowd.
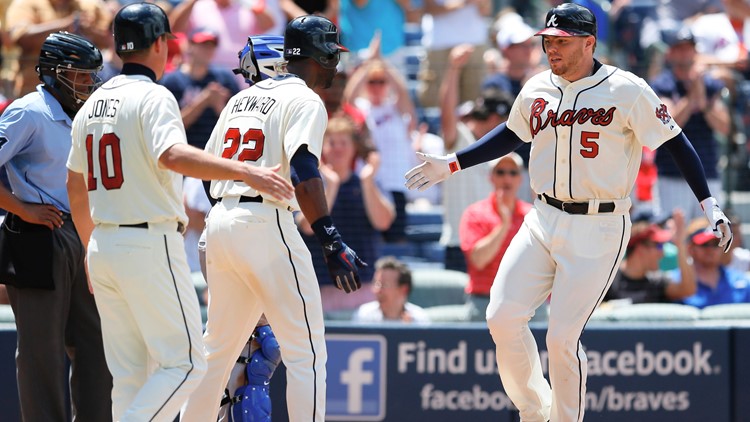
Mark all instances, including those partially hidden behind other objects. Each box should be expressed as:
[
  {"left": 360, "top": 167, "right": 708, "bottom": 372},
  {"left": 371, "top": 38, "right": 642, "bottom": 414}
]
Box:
[{"left": 0, "top": 0, "right": 749, "bottom": 316}]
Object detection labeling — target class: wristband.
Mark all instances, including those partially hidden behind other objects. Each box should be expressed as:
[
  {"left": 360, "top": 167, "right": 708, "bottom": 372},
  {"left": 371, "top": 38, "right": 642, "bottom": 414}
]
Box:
[
  {"left": 311, "top": 216, "right": 341, "bottom": 245},
  {"left": 447, "top": 153, "right": 461, "bottom": 174}
]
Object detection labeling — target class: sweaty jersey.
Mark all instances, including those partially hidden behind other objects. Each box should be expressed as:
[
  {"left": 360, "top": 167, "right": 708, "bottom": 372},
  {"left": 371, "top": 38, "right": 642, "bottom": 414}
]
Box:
[
  {"left": 68, "top": 74, "right": 189, "bottom": 225},
  {"left": 205, "top": 74, "right": 328, "bottom": 211},
  {"left": 507, "top": 63, "right": 682, "bottom": 201}
]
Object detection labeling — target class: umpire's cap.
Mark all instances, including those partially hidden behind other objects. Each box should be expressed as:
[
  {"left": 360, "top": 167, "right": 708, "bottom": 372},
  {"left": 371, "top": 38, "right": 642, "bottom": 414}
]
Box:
[
  {"left": 283, "top": 15, "right": 348, "bottom": 69},
  {"left": 114, "top": 2, "right": 175, "bottom": 54},
  {"left": 535, "top": 3, "right": 596, "bottom": 38}
]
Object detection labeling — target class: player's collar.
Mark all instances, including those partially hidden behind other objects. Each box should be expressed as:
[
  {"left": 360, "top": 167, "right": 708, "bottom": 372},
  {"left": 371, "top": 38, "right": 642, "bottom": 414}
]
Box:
[
  {"left": 120, "top": 63, "right": 157, "bottom": 82},
  {"left": 591, "top": 59, "right": 603, "bottom": 76}
]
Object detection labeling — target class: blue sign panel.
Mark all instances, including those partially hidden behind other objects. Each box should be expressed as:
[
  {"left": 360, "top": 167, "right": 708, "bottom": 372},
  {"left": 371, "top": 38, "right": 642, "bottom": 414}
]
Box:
[
  {"left": 325, "top": 334, "right": 387, "bottom": 421},
  {"left": 324, "top": 324, "right": 732, "bottom": 422}
]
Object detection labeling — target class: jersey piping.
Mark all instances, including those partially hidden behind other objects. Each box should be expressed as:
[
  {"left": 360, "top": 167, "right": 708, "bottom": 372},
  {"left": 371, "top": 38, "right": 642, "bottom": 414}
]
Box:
[
  {"left": 576, "top": 214, "right": 627, "bottom": 421},
  {"left": 549, "top": 68, "right": 619, "bottom": 199},
  {"left": 150, "top": 235, "right": 198, "bottom": 421},
  {"left": 276, "top": 209, "right": 320, "bottom": 419}
]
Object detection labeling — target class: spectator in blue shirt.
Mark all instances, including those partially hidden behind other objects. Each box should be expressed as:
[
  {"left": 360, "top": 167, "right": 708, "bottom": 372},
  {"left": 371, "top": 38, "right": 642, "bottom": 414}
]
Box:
[
  {"left": 675, "top": 225, "right": 750, "bottom": 309},
  {"left": 160, "top": 28, "right": 239, "bottom": 150}
]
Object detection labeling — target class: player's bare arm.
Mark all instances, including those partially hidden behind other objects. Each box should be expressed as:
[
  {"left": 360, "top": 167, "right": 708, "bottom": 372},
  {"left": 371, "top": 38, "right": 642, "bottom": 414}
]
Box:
[
  {"left": 292, "top": 146, "right": 366, "bottom": 293},
  {"left": 0, "top": 183, "right": 63, "bottom": 230},
  {"left": 295, "top": 177, "right": 331, "bottom": 226},
  {"left": 66, "top": 170, "right": 94, "bottom": 249},
  {"left": 159, "top": 143, "right": 294, "bottom": 200}
]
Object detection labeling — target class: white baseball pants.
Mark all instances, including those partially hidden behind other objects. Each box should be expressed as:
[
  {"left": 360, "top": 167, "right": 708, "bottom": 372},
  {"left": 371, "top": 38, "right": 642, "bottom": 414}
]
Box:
[
  {"left": 88, "top": 223, "right": 207, "bottom": 421},
  {"left": 182, "top": 198, "right": 327, "bottom": 422},
  {"left": 486, "top": 198, "right": 630, "bottom": 422}
]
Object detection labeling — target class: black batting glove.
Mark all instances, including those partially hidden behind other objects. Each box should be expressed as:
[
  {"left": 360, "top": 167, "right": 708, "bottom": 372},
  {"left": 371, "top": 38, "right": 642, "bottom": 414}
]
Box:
[
  {"left": 322, "top": 239, "right": 367, "bottom": 293},
  {"left": 312, "top": 216, "right": 367, "bottom": 293}
]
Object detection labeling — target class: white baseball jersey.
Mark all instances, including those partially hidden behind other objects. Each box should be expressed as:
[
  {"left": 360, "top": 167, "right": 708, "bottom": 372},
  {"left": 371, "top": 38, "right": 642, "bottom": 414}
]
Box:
[
  {"left": 507, "top": 63, "right": 682, "bottom": 201},
  {"left": 68, "top": 74, "right": 188, "bottom": 226},
  {"left": 204, "top": 75, "right": 328, "bottom": 209},
  {"left": 67, "top": 71, "right": 207, "bottom": 421}
]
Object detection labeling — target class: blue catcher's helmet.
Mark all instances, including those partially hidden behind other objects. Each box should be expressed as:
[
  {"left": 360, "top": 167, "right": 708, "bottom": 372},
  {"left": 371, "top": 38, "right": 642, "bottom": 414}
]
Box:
[{"left": 233, "top": 35, "right": 285, "bottom": 86}]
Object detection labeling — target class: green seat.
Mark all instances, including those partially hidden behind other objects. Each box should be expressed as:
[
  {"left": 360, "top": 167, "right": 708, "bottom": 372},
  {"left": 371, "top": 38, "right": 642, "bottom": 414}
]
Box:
[
  {"left": 588, "top": 306, "right": 615, "bottom": 323},
  {"left": 700, "top": 303, "right": 750, "bottom": 320},
  {"left": 191, "top": 271, "right": 208, "bottom": 306},
  {"left": 409, "top": 268, "right": 468, "bottom": 308},
  {"left": 325, "top": 309, "right": 356, "bottom": 321},
  {"left": 0, "top": 304, "right": 15, "bottom": 323},
  {"left": 200, "top": 305, "right": 208, "bottom": 326},
  {"left": 608, "top": 303, "right": 699, "bottom": 322},
  {"left": 423, "top": 304, "right": 472, "bottom": 322}
]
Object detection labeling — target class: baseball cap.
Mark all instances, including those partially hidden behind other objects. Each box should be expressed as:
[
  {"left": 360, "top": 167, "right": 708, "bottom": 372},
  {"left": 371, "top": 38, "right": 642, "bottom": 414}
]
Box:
[
  {"left": 189, "top": 28, "right": 219, "bottom": 44},
  {"left": 467, "top": 88, "right": 513, "bottom": 120},
  {"left": 487, "top": 152, "right": 523, "bottom": 171},
  {"left": 495, "top": 13, "right": 535, "bottom": 50},
  {"left": 662, "top": 25, "right": 696, "bottom": 48},
  {"left": 628, "top": 223, "right": 672, "bottom": 249},
  {"left": 689, "top": 227, "right": 717, "bottom": 245},
  {"left": 535, "top": 3, "right": 597, "bottom": 38}
]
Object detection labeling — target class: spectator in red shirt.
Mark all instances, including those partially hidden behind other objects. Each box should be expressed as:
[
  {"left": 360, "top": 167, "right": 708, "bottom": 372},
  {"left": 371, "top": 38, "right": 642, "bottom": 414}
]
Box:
[{"left": 459, "top": 152, "right": 532, "bottom": 321}]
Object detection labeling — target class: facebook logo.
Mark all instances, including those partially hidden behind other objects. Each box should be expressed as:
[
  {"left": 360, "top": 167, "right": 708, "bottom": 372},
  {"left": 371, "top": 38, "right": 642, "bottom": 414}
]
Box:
[{"left": 326, "top": 334, "right": 387, "bottom": 421}]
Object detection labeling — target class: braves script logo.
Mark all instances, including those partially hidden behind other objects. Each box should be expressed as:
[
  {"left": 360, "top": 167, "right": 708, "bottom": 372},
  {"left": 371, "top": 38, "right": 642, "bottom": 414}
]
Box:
[
  {"left": 547, "top": 14, "right": 559, "bottom": 28},
  {"left": 529, "top": 98, "right": 616, "bottom": 138},
  {"left": 655, "top": 104, "right": 672, "bottom": 124}
]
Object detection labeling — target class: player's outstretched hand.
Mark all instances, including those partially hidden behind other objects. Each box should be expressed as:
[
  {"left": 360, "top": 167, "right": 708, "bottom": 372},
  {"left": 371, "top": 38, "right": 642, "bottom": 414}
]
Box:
[
  {"left": 243, "top": 163, "right": 294, "bottom": 201},
  {"left": 322, "top": 240, "right": 367, "bottom": 293},
  {"left": 404, "top": 152, "right": 459, "bottom": 191},
  {"left": 700, "top": 197, "right": 733, "bottom": 253}
]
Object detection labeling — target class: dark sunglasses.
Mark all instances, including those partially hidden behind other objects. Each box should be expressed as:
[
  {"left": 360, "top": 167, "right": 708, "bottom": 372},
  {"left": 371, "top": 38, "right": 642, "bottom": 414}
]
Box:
[
  {"left": 494, "top": 169, "right": 520, "bottom": 177},
  {"left": 643, "top": 241, "right": 665, "bottom": 251},
  {"left": 695, "top": 241, "right": 721, "bottom": 249},
  {"left": 367, "top": 78, "right": 386, "bottom": 85}
]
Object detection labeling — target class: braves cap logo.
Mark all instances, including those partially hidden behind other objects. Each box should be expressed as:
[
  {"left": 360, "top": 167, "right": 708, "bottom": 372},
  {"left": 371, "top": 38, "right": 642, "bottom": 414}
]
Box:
[
  {"left": 547, "top": 15, "right": 559, "bottom": 28},
  {"left": 655, "top": 104, "right": 672, "bottom": 125}
]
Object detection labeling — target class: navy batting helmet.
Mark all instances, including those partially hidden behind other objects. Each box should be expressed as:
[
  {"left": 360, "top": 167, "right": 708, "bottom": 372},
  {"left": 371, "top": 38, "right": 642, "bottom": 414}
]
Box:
[
  {"left": 536, "top": 3, "right": 597, "bottom": 38},
  {"left": 37, "top": 31, "right": 102, "bottom": 112},
  {"left": 113, "top": 2, "right": 175, "bottom": 54},
  {"left": 283, "top": 15, "right": 348, "bottom": 69}
]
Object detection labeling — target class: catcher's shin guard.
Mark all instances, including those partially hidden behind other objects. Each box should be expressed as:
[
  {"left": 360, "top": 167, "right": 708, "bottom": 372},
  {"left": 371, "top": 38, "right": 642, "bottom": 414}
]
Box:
[{"left": 231, "top": 325, "right": 282, "bottom": 422}]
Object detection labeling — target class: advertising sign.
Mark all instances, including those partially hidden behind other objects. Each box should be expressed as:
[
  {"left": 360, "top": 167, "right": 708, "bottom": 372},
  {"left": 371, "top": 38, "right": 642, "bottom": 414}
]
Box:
[{"left": 270, "top": 324, "right": 732, "bottom": 422}]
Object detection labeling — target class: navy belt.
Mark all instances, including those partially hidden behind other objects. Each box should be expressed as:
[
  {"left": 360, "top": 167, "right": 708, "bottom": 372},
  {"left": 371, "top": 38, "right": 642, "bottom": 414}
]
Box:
[
  {"left": 120, "top": 222, "right": 185, "bottom": 233},
  {"left": 538, "top": 194, "right": 615, "bottom": 215},
  {"left": 219, "top": 195, "right": 263, "bottom": 203}
]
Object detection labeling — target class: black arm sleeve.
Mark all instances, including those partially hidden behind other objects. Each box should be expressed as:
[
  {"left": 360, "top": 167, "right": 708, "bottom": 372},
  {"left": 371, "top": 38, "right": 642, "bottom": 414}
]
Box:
[
  {"left": 455, "top": 122, "right": 525, "bottom": 170},
  {"left": 660, "top": 131, "right": 712, "bottom": 202},
  {"left": 290, "top": 145, "right": 321, "bottom": 186}
]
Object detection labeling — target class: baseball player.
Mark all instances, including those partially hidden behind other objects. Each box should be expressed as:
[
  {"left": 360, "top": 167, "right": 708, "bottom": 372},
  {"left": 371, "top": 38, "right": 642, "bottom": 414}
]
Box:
[
  {"left": 182, "top": 16, "right": 364, "bottom": 422},
  {"left": 0, "top": 32, "right": 112, "bottom": 421},
  {"left": 65, "top": 3, "right": 293, "bottom": 421},
  {"left": 404, "top": 4, "right": 733, "bottom": 422},
  {"left": 209, "top": 35, "right": 286, "bottom": 422}
]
